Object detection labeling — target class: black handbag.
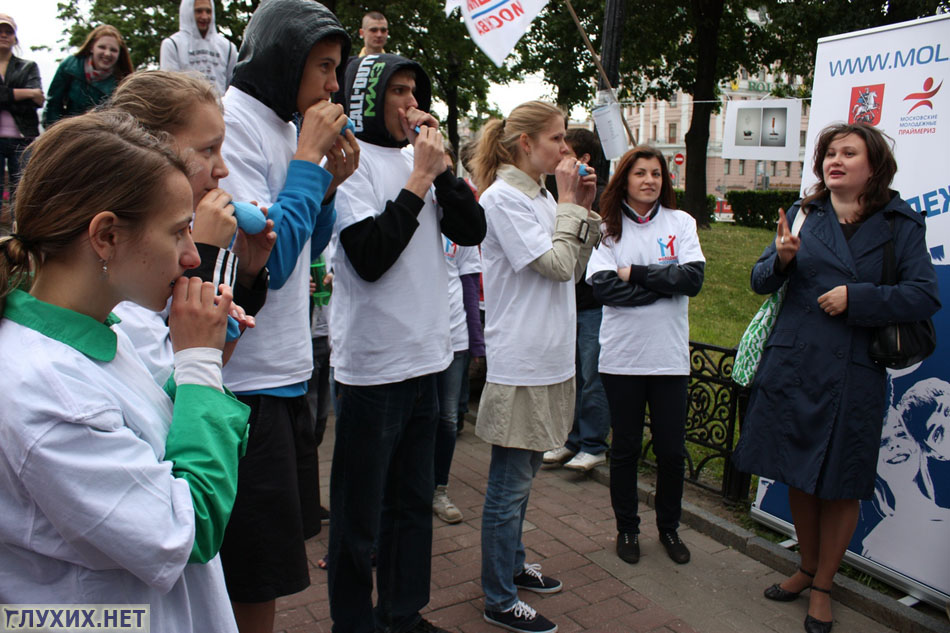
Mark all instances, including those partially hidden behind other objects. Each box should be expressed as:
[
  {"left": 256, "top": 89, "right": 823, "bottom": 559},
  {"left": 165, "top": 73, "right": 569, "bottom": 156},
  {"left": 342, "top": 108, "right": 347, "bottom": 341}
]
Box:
[{"left": 868, "top": 214, "right": 937, "bottom": 369}]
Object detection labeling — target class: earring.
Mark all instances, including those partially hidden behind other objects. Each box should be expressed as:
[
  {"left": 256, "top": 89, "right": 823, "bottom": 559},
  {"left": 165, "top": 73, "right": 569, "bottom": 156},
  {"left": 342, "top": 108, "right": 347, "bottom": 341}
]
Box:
[{"left": 100, "top": 259, "right": 109, "bottom": 279}]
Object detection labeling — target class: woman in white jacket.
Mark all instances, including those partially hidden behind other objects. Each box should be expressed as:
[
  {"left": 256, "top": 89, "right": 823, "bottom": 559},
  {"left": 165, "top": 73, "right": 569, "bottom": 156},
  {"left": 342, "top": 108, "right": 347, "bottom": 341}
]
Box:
[{"left": 0, "top": 111, "right": 249, "bottom": 632}]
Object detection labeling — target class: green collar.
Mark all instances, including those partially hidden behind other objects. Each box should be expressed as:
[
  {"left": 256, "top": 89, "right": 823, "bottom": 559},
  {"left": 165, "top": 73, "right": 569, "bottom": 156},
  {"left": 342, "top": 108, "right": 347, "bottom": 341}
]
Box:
[
  {"left": 498, "top": 164, "right": 547, "bottom": 199},
  {"left": 3, "top": 289, "right": 121, "bottom": 361}
]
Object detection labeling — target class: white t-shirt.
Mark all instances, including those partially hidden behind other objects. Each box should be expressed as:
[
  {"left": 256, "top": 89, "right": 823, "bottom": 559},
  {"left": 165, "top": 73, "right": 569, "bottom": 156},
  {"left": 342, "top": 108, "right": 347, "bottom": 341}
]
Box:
[
  {"left": 218, "top": 87, "right": 315, "bottom": 391},
  {"left": 329, "top": 141, "right": 452, "bottom": 385},
  {"left": 113, "top": 301, "right": 174, "bottom": 386},
  {"left": 480, "top": 177, "right": 576, "bottom": 386},
  {"left": 445, "top": 239, "right": 481, "bottom": 352},
  {"left": 586, "top": 206, "right": 704, "bottom": 375}
]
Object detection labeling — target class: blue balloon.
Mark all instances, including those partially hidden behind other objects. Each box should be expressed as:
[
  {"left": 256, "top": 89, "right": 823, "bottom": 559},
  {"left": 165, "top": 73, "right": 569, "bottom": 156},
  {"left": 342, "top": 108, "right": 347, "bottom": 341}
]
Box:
[{"left": 232, "top": 201, "right": 267, "bottom": 234}]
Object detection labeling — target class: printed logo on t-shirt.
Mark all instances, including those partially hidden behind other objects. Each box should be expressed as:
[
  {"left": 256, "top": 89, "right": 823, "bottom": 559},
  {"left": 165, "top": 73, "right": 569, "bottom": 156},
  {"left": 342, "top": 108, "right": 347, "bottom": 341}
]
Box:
[
  {"left": 444, "top": 237, "right": 458, "bottom": 259},
  {"left": 657, "top": 234, "right": 678, "bottom": 262}
]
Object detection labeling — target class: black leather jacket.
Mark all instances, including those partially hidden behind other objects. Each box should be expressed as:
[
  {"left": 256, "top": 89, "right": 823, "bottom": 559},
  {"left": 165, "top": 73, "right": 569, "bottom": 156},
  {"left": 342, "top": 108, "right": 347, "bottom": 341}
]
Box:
[{"left": 0, "top": 55, "right": 42, "bottom": 138}]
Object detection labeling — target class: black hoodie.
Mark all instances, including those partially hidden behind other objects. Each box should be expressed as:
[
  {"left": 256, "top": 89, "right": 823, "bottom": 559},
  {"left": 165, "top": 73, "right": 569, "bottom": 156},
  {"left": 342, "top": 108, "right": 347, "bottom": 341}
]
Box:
[
  {"left": 231, "top": 0, "right": 350, "bottom": 122},
  {"left": 334, "top": 53, "right": 485, "bottom": 282},
  {"left": 341, "top": 53, "right": 432, "bottom": 149}
]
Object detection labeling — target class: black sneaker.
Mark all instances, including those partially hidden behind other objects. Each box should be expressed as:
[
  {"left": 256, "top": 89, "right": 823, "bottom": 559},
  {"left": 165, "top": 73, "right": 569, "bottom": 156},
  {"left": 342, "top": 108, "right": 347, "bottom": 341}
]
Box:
[
  {"left": 484, "top": 601, "right": 557, "bottom": 633},
  {"left": 616, "top": 532, "right": 639, "bottom": 564},
  {"left": 513, "top": 563, "right": 562, "bottom": 593},
  {"left": 659, "top": 529, "right": 690, "bottom": 564},
  {"left": 405, "top": 617, "right": 450, "bottom": 633},
  {"left": 318, "top": 505, "right": 330, "bottom": 525}
]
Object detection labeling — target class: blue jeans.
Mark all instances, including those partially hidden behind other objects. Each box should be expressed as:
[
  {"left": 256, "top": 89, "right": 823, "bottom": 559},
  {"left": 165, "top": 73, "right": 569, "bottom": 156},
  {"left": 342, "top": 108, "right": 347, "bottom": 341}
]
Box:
[
  {"left": 435, "top": 350, "right": 468, "bottom": 487},
  {"left": 566, "top": 308, "right": 610, "bottom": 455},
  {"left": 328, "top": 375, "right": 439, "bottom": 633},
  {"left": 481, "top": 445, "right": 543, "bottom": 612}
]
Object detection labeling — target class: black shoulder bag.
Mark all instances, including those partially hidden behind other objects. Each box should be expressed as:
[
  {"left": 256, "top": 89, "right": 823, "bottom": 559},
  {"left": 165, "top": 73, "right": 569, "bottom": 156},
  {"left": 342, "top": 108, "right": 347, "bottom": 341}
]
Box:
[{"left": 868, "top": 214, "right": 936, "bottom": 369}]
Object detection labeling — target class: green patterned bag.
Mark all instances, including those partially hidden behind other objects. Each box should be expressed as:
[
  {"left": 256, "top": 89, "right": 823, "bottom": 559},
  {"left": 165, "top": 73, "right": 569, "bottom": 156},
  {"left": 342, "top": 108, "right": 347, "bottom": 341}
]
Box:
[
  {"left": 732, "top": 205, "right": 806, "bottom": 387},
  {"left": 733, "top": 287, "right": 787, "bottom": 387}
]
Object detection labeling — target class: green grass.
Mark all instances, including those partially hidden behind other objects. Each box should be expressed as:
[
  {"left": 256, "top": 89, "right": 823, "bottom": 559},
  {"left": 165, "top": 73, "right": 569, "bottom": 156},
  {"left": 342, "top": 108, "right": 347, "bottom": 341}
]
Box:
[{"left": 689, "top": 222, "right": 776, "bottom": 348}]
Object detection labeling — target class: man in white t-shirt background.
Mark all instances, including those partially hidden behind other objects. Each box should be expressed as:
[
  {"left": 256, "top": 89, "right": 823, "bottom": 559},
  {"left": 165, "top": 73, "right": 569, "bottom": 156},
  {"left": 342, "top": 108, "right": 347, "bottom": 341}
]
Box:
[{"left": 326, "top": 53, "right": 485, "bottom": 633}]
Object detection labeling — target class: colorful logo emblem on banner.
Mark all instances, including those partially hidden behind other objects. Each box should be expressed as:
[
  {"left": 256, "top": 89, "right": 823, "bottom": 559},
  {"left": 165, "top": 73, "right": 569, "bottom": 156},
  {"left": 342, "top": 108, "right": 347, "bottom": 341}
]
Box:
[
  {"left": 849, "top": 84, "right": 885, "bottom": 125},
  {"left": 904, "top": 77, "right": 943, "bottom": 113}
]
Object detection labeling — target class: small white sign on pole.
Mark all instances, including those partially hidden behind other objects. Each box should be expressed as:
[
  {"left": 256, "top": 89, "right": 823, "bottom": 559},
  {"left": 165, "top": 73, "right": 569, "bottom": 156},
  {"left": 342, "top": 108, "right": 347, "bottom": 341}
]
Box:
[
  {"left": 445, "top": 0, "right": 549, "bottom": 67},
  {"left": 721, "top": 99, "right": 802, "bottom": 161},
  {"left": 591, "top": 102, "right": 629, "bottom": 159}
]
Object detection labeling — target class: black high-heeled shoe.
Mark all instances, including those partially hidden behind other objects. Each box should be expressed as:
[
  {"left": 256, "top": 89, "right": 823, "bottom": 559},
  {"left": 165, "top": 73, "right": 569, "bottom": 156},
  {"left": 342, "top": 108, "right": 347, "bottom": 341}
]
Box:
[
  {"left": 764, "top": 567, "right": 815, "bottom": 602},
  {"left": 803, "top": 585, "right": 833, "bottom": 633}
]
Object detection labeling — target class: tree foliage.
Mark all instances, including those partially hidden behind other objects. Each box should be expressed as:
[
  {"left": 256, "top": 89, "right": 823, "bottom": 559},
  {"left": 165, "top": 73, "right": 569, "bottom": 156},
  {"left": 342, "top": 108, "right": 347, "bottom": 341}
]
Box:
[
  {"left": 511, "top": 0, "right": 604, "bottom": 108},
  {"left": 512, "top": 0, "right": 774, "bottom": 225},
  {"left": 512, "top": 0, "right": 948, "bottom": 224},
  {"left": 761, "top": 0, "right": 950, "bottom": 97}
]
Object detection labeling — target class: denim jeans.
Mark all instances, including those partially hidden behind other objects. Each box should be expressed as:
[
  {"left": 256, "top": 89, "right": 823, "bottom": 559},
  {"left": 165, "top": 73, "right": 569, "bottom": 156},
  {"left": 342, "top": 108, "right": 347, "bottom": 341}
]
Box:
[
  {"left": 328, "top": 375, "right": 439, "bottom": 633},
  {"left": 457, "top": 354, "right": 471, "bottom": 427},
  {"left": 481, "top": 445, "right": 543, "bottom": 612},
  {"left": 566, "top": 308, "right": 610, "bottom": 455},
  {"left": 600, "top": 373, "right": 687, "bottom": 534},
  {"left": 435, "top": 350, "right": 469, "bottom": 487},
  {"left": 0, "top": 137, "right": 31, "bottom": 203}
]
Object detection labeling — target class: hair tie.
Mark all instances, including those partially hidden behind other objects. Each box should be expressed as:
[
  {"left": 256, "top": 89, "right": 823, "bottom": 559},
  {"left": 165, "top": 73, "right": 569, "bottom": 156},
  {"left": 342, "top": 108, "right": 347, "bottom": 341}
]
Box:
[
  {"left": 2, "top": 237, "right": 18, "bottom": 265},
  {"left": 8, "top": 233, "right": 33, "bottom": 250},
  {"left": 501, "top": 118, "right": 507, "bottom": 130}
]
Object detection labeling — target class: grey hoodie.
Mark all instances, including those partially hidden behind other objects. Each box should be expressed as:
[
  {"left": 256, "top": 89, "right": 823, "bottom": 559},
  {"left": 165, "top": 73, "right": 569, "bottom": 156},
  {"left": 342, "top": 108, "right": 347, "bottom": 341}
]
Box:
[{"left": 160, "top": 0, "right": 238, "bottom": 95}]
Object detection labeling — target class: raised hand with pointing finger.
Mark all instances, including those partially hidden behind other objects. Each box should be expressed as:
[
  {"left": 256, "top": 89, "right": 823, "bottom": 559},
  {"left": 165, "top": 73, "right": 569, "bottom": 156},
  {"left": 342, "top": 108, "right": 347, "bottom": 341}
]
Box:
[{"left": 775, "top": 207, "right": 800, "bottom": 271}]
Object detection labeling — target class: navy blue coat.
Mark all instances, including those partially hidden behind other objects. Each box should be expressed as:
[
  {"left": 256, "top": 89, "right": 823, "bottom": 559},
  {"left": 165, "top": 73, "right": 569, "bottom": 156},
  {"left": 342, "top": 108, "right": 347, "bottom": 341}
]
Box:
[{"left": 733, "top": 193, "right": 940, "bottom": 500}]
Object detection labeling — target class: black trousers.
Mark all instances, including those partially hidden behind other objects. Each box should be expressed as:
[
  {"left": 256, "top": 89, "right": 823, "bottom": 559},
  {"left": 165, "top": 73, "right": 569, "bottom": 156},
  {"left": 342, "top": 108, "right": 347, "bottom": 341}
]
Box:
[{"left": 600, "top": 373, "right": 688, "bottom": 534}]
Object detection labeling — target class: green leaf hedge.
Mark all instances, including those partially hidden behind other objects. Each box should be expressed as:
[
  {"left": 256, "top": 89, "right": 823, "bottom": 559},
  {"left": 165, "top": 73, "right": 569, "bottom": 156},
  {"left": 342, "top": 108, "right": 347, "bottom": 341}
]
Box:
[{"left": 725, "top": 190, "right": 801, "bottom": 229}]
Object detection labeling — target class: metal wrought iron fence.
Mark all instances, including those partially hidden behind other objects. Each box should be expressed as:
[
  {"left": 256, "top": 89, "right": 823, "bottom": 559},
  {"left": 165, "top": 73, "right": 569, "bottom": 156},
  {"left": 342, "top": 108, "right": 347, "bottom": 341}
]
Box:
[{"left": 641, "top": 341, "right": 751, "bottom": 502}]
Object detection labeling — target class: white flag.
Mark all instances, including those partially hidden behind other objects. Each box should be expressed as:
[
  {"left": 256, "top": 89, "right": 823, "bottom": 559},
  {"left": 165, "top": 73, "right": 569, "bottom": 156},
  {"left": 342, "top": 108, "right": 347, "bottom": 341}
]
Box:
[{"left": 446, "top": 0, "right": 550, "bottom": 67}]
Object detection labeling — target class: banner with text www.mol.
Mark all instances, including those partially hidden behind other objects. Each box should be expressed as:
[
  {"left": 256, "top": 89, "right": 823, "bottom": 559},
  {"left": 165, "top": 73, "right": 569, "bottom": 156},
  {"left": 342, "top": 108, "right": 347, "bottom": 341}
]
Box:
[{"left": 752, "top": 14, "right": 950, "bottom": 608}]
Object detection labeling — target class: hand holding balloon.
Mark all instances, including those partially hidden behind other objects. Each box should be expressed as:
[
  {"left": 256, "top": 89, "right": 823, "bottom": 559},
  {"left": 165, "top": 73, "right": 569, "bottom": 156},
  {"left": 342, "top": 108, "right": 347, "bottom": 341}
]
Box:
[{"left": 232, "top": 201, "right": 267, "bottom": 235}]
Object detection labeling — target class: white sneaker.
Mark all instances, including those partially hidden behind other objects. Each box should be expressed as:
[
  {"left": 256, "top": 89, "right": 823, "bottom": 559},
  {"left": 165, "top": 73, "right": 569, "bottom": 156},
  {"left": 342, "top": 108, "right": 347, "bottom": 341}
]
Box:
[
  {"left": 433, "top": 485, "right": 463, "bottom": 524},
  {"left": 542, "top": 446, "right": 575, "bottom": 464},
  {"left": 563, "top": 451, "right": 606, "bottom": 471}
]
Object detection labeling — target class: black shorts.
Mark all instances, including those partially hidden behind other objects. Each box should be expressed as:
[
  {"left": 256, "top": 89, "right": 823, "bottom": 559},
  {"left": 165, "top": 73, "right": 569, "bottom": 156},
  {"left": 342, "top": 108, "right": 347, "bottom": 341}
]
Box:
[{"left": 219, "top": 393, "right": 321, "bottom": 602}]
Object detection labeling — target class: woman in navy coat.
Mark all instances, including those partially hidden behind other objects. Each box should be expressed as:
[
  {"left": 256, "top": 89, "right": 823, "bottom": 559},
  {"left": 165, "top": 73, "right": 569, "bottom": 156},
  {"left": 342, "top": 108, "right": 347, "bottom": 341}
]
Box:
[{"left": 733, "top": 122, "right": 940, "bottom": 633}]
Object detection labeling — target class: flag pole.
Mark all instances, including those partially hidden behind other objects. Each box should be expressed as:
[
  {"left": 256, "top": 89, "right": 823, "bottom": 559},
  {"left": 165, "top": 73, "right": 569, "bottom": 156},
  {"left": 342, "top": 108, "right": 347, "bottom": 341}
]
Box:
[{"left": 562, "top": 0, "right": 637, "bottom": 146}]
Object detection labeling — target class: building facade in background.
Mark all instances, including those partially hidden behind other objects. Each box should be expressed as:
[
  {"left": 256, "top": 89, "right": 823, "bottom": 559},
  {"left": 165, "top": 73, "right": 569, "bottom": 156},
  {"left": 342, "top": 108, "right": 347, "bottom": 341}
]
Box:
[{"left": 618, "top": 68, "right": 810, "bottom": 199}]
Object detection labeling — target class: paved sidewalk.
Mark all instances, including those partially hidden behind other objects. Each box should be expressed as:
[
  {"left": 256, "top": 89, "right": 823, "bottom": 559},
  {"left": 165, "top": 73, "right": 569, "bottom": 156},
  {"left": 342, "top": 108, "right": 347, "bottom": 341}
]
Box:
[{"left": 275, "top": 423, "right": 896, "bottom": 633}]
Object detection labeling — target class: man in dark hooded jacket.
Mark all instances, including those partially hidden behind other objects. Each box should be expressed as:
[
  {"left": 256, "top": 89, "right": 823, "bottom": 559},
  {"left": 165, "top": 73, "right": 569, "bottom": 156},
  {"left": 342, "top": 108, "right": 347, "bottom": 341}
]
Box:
[
  {"left": 214, "top": 1, "right": 359, "bottom": 632},
  {"left": 327, "top": 54, "right": 485, "bottom": 633}
]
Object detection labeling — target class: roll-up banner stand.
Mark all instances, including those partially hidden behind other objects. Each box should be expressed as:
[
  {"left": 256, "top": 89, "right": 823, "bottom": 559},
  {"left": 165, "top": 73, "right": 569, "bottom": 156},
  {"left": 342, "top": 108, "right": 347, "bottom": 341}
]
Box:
[{"left": 750, "top": 13, "right": 950, "bottom": 608}]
